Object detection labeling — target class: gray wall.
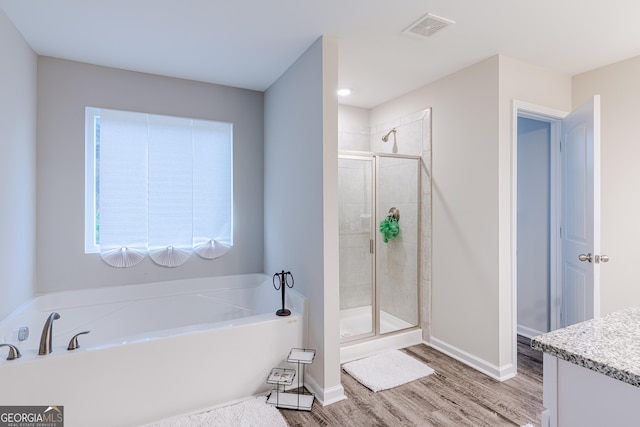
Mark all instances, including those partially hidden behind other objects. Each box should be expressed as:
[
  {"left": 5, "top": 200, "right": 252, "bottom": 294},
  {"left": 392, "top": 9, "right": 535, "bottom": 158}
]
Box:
[
  {"left": 264, "top": 36, "right": 343, "bottom": 403},
  {"left": 0, "top": 10, "right": 37, "bottom": 320},
  {"left": 517, "top": 117, "right": 550, "bottom": 337},
  {"left": 36, "top": 57, "right": 264, "bottom": 293}
]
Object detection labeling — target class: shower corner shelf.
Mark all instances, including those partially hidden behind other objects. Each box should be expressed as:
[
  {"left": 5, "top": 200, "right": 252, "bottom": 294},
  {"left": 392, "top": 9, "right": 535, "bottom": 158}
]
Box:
[{"left": 266, "top": 348, "right": 316, "bottom": 411}]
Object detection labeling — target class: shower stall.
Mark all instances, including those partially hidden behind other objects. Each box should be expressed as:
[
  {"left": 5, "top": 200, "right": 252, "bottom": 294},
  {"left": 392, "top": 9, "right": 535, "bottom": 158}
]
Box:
[{"left": 339, "top": 152, "right": 420, "bottom": 342}]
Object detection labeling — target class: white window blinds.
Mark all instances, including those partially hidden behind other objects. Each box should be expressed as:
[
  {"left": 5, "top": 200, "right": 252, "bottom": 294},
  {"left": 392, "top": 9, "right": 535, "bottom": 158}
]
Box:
[{"left": 93, "top": 107, "right": 232, "bottom": 268}]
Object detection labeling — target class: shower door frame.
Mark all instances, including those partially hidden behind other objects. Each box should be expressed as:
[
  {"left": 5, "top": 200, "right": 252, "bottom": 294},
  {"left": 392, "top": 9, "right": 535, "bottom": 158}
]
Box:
[{"left": 339, "top": 151, "right": 422, "bottom": 344}]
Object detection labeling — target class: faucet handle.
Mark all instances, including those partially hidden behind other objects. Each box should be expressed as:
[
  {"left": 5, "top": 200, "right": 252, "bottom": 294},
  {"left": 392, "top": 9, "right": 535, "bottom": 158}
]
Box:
[
  {"left": 0, "top": 343, "right": 22, "bottom": 360},
  {"left": 67, "top": 331, "right": 91, "bottom": 351}
]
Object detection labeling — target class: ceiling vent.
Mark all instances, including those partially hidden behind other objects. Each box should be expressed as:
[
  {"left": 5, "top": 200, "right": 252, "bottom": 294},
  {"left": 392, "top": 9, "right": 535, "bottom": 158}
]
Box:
[{"left": 402, "top": 13, "right": 455, "bottom": 38}]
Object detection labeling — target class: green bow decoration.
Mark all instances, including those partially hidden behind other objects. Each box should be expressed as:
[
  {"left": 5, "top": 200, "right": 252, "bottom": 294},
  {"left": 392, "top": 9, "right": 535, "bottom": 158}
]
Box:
[{"left": 379, "top": 216, "right": 400, "bottom": 243}]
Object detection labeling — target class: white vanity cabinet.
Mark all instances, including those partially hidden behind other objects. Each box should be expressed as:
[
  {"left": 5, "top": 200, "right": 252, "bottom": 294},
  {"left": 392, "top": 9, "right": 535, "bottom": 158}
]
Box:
[{"left": 532, "top": 307, "right": 640, "bottom": 427}]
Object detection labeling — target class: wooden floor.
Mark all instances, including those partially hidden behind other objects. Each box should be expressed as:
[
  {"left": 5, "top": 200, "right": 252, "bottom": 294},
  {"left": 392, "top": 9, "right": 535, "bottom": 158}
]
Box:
[{"left": 280, "top": 336, "right": 543, "bottom": 427}]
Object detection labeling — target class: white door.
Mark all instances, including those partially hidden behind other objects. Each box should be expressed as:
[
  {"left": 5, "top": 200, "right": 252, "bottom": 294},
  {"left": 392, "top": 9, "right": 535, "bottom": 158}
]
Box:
[{"left": 561, "top": 95, "right": 602, "bottom": 327}]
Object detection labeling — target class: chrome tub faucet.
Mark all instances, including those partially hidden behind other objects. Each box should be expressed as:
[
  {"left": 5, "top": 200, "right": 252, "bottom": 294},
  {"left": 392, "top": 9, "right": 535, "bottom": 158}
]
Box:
[
  {"left": 0, "top": 343, "right": 21, "bottom": 360},
  {"left": 38, "top": 312, "right": 60, "bottom": 355},
  {"left": 67, "top": 331, "right": 90, "bottom": 351}
]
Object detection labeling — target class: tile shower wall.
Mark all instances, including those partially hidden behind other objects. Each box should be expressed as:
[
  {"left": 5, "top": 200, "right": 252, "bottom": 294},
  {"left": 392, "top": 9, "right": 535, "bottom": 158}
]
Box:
[{"left": 338, "top": 106, "right": 432, "bottom": 338}]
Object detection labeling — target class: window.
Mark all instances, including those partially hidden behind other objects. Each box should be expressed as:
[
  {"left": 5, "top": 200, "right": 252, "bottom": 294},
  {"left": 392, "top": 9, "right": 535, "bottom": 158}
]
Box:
[{"left": 85, "top": 107, "right": 233, "bottom": 267}]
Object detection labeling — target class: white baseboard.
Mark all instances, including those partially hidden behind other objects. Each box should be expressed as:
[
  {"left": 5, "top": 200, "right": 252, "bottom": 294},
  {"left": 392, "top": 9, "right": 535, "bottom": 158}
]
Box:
[
  {"left": 427, "top": 337, "right": 516, "bottom": 381},
  {"left": 304, "top": 374, "right": 347, "bottom": 406},
  {"left": 340, "top": 329, "right": 423, "bottom": 363},
  {"left": 517, "top": 324, "right": 546, "bottom": 339}
]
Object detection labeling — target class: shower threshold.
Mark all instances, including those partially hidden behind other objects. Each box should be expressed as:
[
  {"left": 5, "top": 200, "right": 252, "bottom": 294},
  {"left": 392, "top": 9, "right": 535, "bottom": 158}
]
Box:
[{"left": 340, "top": 305, "right": 415, "bottom": 338}]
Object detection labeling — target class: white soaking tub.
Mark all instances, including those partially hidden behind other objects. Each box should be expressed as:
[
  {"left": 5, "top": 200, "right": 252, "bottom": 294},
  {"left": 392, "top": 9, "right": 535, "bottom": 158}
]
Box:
[{"left": 0, "top": 274, "right": 306, "bottom": 427}]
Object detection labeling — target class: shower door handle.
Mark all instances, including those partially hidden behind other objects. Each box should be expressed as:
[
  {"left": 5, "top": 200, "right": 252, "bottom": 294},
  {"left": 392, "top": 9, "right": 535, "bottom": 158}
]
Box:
[{"left": 370, "top": 239, "right": 374, "bottom": 254}]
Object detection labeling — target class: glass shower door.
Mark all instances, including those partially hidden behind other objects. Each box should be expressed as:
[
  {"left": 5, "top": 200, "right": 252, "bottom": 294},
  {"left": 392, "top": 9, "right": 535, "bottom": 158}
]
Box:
[
  {"left": 338, "top": 156, "right": 375, "bottom": 341},
  {"left": 377, "top": 155, "right": 420, "bottom": 334}
]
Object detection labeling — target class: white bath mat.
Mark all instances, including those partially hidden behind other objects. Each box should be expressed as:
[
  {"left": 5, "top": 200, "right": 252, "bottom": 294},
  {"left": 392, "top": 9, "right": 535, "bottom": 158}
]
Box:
[
  {"left": 149, "top": 396, "right": 288, "bottom": 427},
  {"left": 342, "top": 349, "right": 434, "bottom": 392}
]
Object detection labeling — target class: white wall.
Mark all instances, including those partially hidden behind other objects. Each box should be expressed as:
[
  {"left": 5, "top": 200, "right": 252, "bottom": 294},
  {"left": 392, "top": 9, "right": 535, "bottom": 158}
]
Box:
[
  {"left": 372, "top": 56, "right": 502, "bottom": 370},
  {"left": 572, "top": 55, "right": 640, "bottom": 315},
  {"left": 370, "top": 55, "right": 571, "bottom": 377},
  {"left": 517, "top": 117, "right": 551, "bottom": 337},
  {"left": 338, "top": 104, "right": 370, "bottom": 152},
  {"left": 264, "top": 36, "right": 343, "bottom": 404},
  {"left": 498, "top": 55, "right": 571, "bottom": 369},
  {"left": 36, "top": 57, "right": 264, "bottom": 293},
  {"left": 0, "top": 10, "right": 37, "bottom": 320}
]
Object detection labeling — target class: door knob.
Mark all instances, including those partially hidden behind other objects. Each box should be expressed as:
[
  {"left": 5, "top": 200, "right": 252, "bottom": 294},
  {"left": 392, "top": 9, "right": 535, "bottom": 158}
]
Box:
[
  {"left": 578, "top": 253, "right": 592, "bottom": 262},
  {"left": 578, "top": 253, "right": 609, "bottom": 263}
]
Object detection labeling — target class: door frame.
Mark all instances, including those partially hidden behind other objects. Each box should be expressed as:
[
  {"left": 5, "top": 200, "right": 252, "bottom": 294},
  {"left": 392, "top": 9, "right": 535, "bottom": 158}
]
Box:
[{"left": 511, "top": 100, "right": 566, "bottom": 370}]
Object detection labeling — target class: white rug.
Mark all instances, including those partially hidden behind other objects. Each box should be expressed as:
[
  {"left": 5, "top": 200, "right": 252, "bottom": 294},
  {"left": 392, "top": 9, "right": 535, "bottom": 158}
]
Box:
[
  {"left": 149, "top": 396, "right": 288, "bottom": 427},
  {"left": 342, "top": 349, "right": 435, "bottom": 392}
]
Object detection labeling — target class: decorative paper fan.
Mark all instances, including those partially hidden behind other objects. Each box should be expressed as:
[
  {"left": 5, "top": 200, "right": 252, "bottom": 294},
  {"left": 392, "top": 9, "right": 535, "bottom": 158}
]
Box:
[
  {"left": 149, "top": 245, "right": 190, "bottom": 267},
  {"left": 100, "top": 246, "right": 146, "bottom": 268},
  {"left": 194, "top": 239, "right": 231, "bottom": 260}
]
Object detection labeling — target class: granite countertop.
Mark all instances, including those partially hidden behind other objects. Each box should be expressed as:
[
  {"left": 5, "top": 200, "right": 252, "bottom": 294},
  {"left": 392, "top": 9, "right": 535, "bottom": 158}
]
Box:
[{"left": 531, "top": 306, "right": 640, "bottom": 388}]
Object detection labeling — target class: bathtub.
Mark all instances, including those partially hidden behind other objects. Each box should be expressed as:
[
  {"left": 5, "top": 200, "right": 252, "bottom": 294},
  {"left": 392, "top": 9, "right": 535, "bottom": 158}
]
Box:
[{"left": 0, "top": 274, "right": 306, "bottom": 427}]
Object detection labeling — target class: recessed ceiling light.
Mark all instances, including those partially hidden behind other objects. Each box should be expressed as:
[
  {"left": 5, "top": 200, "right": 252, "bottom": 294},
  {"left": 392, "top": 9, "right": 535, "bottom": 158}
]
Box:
[{"left": 337, "top": 88, "right": 352, "bottom": 96}]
